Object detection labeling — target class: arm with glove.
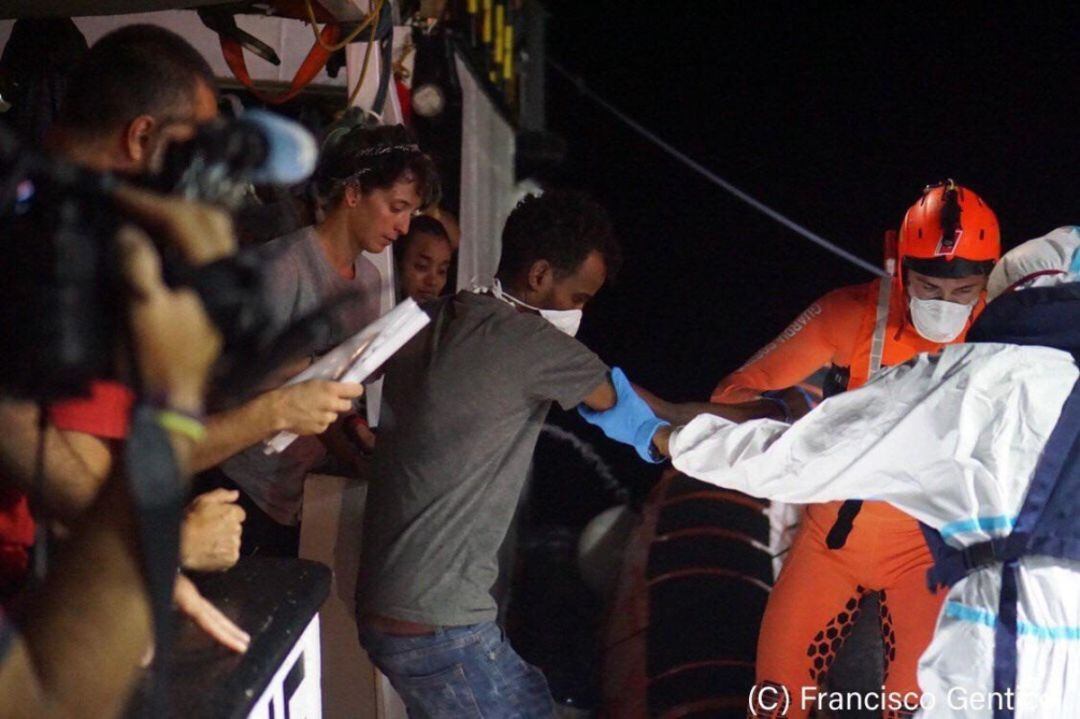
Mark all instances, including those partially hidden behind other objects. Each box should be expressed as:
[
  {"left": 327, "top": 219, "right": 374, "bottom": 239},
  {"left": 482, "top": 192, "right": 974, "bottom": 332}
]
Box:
[
  {"left": 577, "top": 368, "right": 671, "bottom": 463},
  {"left": 578, "top": 368, "right": 810, "bottom": 462},
  {"left": 632, "top": 384, "right": 812, "bottom": 426}
]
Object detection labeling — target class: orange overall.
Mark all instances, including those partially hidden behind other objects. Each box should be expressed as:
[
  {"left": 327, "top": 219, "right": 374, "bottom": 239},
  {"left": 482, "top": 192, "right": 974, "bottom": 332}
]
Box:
[{"left": 713, "top": 277, "right": 986, "bottom": 719}]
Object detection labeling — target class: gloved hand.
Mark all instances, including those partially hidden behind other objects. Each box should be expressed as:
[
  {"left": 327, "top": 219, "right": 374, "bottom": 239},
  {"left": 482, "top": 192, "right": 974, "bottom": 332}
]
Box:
[
  {"left": 762, "top": 386, "right": 818, "bottom": 422},
  {"left": 578, "top": 367, "right": 669, "bottom": 463}
]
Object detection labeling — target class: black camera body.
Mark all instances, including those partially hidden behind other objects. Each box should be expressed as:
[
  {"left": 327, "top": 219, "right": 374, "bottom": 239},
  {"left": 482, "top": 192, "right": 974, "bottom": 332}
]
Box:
[
  {"left": 0, "top": 114, "right": 312, "bottom": 401},
  {"left": 0, "top": 161, "right": 124, "bottom": 399}
]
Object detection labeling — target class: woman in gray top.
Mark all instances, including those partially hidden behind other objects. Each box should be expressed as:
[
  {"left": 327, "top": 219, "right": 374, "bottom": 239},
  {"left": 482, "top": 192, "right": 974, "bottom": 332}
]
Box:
[{"left": 199, "top": 123, "right": 441, "bottom": 557}]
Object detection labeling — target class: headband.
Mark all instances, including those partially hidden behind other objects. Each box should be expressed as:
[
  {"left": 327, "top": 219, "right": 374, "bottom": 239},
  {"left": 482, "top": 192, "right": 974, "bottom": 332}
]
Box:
[
  {"left": 326, "top": 142, "right": 423, "bottom": 187},
  {"left": 354, "top": 142, "right": 421, "bottom": 158}
]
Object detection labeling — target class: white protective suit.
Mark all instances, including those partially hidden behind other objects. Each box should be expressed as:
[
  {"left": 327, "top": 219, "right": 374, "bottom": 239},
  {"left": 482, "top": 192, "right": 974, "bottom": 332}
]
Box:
[
  {"left": 668, "top": 228, "right": 1080, "bottom": 718},
  {"left": 671, "top": 343, "right": 1080, "bottom": 717}
]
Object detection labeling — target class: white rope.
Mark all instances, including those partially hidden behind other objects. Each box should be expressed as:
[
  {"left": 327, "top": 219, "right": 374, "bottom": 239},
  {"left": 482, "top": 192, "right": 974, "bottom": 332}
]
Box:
[
  {"left": 540, "top": 425, "right": 628, "bottom": 503},
  {"left": 549, "top": 59, "right": 889, "bottom": 279}
]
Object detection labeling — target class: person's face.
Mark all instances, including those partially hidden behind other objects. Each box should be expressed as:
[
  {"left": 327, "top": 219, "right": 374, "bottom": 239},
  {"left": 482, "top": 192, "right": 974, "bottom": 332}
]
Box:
[
  {"left": 906, "top": 268, "right": 987, "bottom": 304},
  {"left": 399, "top": 233, "right": 452, "bottom": 302},
  {"left": 531, "top": 250, "right": 608, "bottom": 311},
  {"left": 345, "top": 178, "right": 422, "bottom": 254}
]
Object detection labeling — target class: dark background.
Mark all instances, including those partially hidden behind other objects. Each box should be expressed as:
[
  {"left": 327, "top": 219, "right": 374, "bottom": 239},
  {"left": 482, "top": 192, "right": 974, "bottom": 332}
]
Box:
[{"left": 541, "top": 2, "right": 1078, "bottom": 402}]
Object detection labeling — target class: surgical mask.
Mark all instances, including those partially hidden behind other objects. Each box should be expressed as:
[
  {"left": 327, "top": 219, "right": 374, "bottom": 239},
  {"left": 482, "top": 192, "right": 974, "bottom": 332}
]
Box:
[
  {"left": 536, "top": 307, "right": 583, "bottom": 337},
  {"left": 908, "top": 296, "right": 974, "bottom": 343},
  {"left": 487, "top": 279, "right": 583, "bottom": 337}
]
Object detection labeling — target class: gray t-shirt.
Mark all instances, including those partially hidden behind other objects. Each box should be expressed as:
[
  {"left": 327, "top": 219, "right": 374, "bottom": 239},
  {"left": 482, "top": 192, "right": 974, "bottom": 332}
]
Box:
[
  {"left": 357, "top": 291, "right": 609, "bottom": 626},
  {"left": 222, "top": 226, "right": 381, "bottom": 525}
]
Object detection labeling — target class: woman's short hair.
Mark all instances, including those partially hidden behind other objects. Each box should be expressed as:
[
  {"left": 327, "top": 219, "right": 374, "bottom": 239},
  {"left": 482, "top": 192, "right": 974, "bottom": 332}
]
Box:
[{"left": 315, "top": 123, "right": 440, "bottom": 210}]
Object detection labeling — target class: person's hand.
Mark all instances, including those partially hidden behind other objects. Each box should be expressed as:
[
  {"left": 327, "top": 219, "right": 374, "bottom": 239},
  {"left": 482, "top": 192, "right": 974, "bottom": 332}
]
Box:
[
  {"left": 579, "top": 367, "right": 669, "bottom": 464},
  {"left": 180, "top": 489, "right": 246, "bottom": 572},
  {"left": 267, "top": 380, "right": 364, "bottom": 436},
  {"left": 778, "top": 385, "right": 818, "bottom": 421},
  {"left": 761, "top": 386, "right": 819, "bottom": 423},
  {"left": 346, "top": 415, "right": 377, "bottom": 454},
  {"left": 120, "top": 225, "right": 221, "bottom": 414},
  {"left": 174, "top": 573, "right": 250, "bottom": 654},
  {"left": 111, "top": 184, "right": 236, "bottom": 266}
]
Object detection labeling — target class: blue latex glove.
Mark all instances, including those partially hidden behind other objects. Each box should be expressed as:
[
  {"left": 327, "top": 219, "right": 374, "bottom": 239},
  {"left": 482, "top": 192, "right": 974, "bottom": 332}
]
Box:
[
  {"left": 578, "top": 367, "right": 669, "bottom": 463},
  {"left": 762, "top": 387, "right": 819, "bottom": 422}
]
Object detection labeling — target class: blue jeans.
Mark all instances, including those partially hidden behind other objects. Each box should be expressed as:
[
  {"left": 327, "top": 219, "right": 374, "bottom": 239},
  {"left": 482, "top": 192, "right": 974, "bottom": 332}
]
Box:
[{"left": 358, "top": 621, "right": 556, "bottom": 718}]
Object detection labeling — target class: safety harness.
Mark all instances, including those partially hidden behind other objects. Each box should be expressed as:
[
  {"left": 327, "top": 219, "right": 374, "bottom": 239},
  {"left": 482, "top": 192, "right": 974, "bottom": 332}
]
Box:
[
  {"left": 825, "top": 277, "right": 892, "bottom": 549},
  {"left": 920, "top": 282, "right": 1080, "bottom": 719}
]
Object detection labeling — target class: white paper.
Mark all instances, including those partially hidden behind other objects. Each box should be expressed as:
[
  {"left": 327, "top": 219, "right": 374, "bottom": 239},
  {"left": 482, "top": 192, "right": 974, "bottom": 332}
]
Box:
[{"left": 264, "top": 298, "right": 430, "bottom": 454}]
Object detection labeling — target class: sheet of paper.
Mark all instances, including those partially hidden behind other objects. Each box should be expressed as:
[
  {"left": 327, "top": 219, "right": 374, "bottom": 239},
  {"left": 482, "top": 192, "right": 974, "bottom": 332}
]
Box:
[{"left": 264, "top": 298, "right": 430, "bottom": 454}]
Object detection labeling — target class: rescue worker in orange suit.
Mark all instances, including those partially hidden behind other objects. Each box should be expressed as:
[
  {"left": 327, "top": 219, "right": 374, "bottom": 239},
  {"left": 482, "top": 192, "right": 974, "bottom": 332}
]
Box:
[{"left": 711, "top": 181, "right": 1001, "bottom": 718}]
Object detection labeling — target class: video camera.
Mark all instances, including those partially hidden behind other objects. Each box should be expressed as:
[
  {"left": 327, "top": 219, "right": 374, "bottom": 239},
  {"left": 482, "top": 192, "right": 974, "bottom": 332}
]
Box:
[{"left": 0, "top": 110, "right": 337, "bottom": 401}]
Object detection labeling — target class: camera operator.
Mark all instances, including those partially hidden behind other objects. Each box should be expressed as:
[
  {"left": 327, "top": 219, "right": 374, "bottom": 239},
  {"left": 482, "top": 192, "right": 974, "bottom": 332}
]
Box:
[
  {"left": 49, "top": 25, "right": 366, "bottom": 524},
  {"left": 0, "top": 25, "right": 254, "bottom": 647},
  {"left": 0, "top": 186, "right": 234, "bottom": 718},
  {"left": 1, "top": 21, "right": 359, "bottom": 600}
]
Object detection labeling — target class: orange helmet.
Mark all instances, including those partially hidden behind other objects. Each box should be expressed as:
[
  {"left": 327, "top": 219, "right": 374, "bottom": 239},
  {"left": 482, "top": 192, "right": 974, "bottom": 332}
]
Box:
[{"left": 898, "top": 180, "right": 1000, "bottom": 277}]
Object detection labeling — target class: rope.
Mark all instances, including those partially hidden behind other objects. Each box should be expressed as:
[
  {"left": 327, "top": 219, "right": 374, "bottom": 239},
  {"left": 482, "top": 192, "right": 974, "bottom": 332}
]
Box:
[
  {"left": 303, "top": 0, "right": 381, "bottom": 53},
  {"left": 541, "top": 424, "right": 628, "bottom": 504},
  {"left": 548, "top": 59, "right": 888, "bottom": 279},
  {"left": 345, "top": 0, "right": 385, "bottom": 108}
]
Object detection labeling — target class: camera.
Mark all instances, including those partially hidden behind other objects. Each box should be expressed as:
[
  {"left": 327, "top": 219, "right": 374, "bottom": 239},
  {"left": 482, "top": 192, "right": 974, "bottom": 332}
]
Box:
[{"left": 0, "top": 111, "right": 334, "bottom": 401}]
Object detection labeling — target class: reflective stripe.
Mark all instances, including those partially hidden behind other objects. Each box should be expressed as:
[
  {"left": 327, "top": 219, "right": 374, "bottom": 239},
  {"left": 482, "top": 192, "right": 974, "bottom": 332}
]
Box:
[
  {"left": 944, "top": 600, "right": 996, "bottom": 628},
  {"left": 939, "top": 515, "right": 1017, "bottom": 539},
  {"left": 944, "top": 601, "right": 1080, "bottom": 641},
  {"left": 867, "top": 279, "right": 892, "bottom": 376}
]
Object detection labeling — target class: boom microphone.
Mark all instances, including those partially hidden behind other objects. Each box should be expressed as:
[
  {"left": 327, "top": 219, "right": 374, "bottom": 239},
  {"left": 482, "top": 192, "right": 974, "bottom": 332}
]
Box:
[
  {"left": 241, "top": 109, "right": 318, "bottom": 185},
  {"left": 154, "top": 109, "right": 317, "bottom": 208}
]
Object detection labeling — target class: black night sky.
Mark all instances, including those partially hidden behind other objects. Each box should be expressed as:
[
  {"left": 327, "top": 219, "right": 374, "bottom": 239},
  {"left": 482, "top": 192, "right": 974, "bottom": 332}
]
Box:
[{"left": 541, "top": 2, "right": 1079, "bottom": 403}]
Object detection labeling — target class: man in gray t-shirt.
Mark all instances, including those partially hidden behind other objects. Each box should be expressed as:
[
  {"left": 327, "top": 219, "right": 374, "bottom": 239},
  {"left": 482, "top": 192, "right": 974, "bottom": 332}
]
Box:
[
  {"left": 356, "top": 191, "right": 627, "bottom": 718},
  {"left": 359, "top": 292, "right": 608, "bottom": 625}
]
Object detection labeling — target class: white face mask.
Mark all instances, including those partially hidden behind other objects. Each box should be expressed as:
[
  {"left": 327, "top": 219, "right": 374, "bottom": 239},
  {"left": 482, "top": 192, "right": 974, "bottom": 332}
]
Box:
[
  {"left": 488, "top": 279, "right": 583, "bottom": 337},
  {"left": 536, "top": 307, "right": 583, "bottom": 337},
  {"left": 908, "top": 296, "right": 974, "bottom": 343}
]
